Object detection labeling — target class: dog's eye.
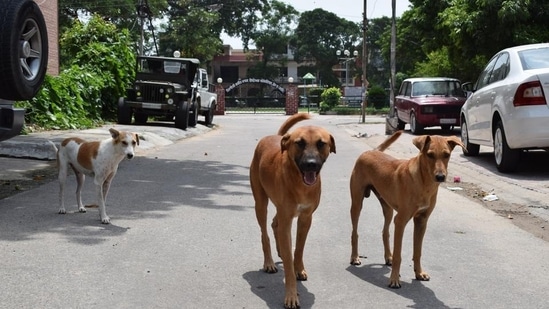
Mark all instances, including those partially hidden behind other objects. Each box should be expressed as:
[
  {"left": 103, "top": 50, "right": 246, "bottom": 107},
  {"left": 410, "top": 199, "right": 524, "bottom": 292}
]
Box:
[
  {"left": 296, "top": 139, "right": 306, "bottom": 148},
  {"left": 122, "top": 141, "right": 128, "bottom": 146},
  {"left": 317, "top": 140, "right": 326, "bottom": 149},
  {"left": 426, "top": 152, "right": 435, "bottom": 159}
]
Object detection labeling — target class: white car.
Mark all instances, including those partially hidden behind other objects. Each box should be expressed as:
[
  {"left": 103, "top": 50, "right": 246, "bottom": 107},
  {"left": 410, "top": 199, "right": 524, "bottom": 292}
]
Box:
[{"left": 460, "top": 43, "right": 549, "bottom": 172}]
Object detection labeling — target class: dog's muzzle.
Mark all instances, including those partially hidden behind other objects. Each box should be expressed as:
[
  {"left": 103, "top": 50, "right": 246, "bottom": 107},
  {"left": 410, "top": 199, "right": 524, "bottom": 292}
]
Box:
[
  {"left": 126, "top": 153, "right": 134, "bottom": 159},
  {"left": 299, "top": 158, "right": 322, "bottom": 186},
  {"left": 435, "top": 174, "right": 446, "bottom": 182}
]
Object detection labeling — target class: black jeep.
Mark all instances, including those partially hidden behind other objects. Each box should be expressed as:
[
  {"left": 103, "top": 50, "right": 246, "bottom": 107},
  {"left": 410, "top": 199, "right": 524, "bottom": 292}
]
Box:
[{"left": 118, "top": 56, "right": 201, "bottom": 130}]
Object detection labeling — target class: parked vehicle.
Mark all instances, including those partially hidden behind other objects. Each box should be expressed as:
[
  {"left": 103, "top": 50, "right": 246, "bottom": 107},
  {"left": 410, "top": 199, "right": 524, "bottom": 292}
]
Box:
[
  {"left": 460, "top": 43, "right": 549, "bottom": 172},
  {"left": 394, "top": 77, "right": 466, "bottom": 134},
  {"left": 118, "top": 56, "right": 217, "bottom": 130},
  {"left": 0, "top": 0, "right": 48, "bottom": 141}
]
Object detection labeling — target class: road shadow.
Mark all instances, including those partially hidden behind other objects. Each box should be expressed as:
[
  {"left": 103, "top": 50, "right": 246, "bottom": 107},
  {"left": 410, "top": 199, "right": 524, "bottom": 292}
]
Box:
[
  {"left": 346, "top": 263, "right": 460, "bottom": 309},
  {"left": 0, "top": 156, "right": 252, "bottom": 243},
  {"left": 243, "top": 262, "right": 315, "bottom": 308}
]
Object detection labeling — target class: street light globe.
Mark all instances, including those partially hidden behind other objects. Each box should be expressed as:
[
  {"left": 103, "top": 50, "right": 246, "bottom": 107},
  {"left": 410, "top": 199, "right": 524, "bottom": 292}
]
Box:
[
  {"left": 217, "top": 77, "right": 223, "bottom": 83},
  {"left": 353, "top": 50, "right": 359, "bottom": 57},
  {"left": 336, "top": 50, "right": 341, "bottom": 56},
  {"left": 288, "top": 77, "right": 294, "bottom": 83},
  {"left": 344, "top": 49, "right": 350, "bottom": 57}
]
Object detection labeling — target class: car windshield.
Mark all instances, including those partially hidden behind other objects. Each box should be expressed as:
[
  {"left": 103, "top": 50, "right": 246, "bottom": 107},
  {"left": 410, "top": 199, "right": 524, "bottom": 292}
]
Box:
[
  {"left": 519, "top": 47, "right": 549, "bottom": 70},
  {"left": 139, "top": 59, "right": 187, "bottom": 74},
  {"left": 411, "top": 81, "right": 464, "bottom": 97}
]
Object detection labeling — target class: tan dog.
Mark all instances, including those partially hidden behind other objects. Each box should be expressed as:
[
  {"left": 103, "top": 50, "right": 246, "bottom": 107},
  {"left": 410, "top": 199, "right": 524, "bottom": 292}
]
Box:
[
  {"left": 51, "top": 128, "right": 139, "bottom": 224},
  {"left": 349, "top": 130, "right": 464, "bottom": 288},
  {"left": 250, "top": 113, "right": 336, "bottom": 309}
]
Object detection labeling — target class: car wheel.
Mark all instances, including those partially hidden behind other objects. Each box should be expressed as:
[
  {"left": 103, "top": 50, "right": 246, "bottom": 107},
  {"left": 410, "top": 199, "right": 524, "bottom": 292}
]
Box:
[
  {"left": 493, "top": 121, "right": 520, "bottom": 172},
  {"left": 134, "top": 112, "right": 148, "bottom": 124},
  {"left": 461, "top": 118, "right": 480, "bottom": 156},
  {"left": 0, "top": 0, "right": 48, "bottom": 100},
  {"left": 188, "top": 101, "right": 198, "bottom": 127},
  {"left": 204, "top": 103, "right": 215, "bottom": 126},
  {"left": 409, "top": 112, "right": 423, "bottom": 135},
  {"left": 175, "top": 100, "right": 189, "bottom": 130},
  {"left": 117, "top": 97, "right": 132, "bottom": 124}
]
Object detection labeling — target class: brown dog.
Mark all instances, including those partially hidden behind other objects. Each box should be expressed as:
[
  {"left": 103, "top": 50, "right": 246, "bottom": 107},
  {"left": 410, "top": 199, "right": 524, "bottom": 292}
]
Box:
[
  {"left": 349, "top": 130, "right": 464, "bottom": 288},
  {"left": 250, "top": 113, "right": 336, "bottom": 308}
]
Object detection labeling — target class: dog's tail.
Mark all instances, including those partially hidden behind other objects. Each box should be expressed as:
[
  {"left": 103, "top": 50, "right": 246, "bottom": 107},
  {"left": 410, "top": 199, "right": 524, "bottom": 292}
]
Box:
[
  {"left": 277, "top": 113, "right": 311, "bottom": 135},
  {"left": 376, "top": 130, "right": 403, "bottom": 152}
]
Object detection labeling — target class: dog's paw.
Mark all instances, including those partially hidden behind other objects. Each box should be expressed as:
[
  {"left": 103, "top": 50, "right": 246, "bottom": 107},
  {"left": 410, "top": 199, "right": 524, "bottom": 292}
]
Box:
[
  {"left": 100, "top": 216, "right": 111, "bottom": 224},
  {"left": 350, "top": 256, "right": 362, "bottom": 265},
  {"left": 385, "top": 257, "right": 393, "bottom": 266},
  {"left": 415, "top": 271, "right": 430, "bottom": 281},
  {"left": 296, "top": 270, "right": 308, "bottom": 281},
  {"left": 284, "top": 292, "right": 300, "bottom": 309},
  {"left": 78, "top": 207, "right": 87, "bottom": 213},
  {"left": 58, "top": 208, "right": 66, "bottom": 214},
  {"left": 263, "top": 264, "right": 278, "bottom": 274},
  {"left": 388, "top": 278, "right": 402, "bottom": 289}
]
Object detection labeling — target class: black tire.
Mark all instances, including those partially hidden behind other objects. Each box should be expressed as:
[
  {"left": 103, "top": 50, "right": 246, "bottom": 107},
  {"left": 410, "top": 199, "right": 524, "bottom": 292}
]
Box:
[
  {"left": 0, "top": 0, "right": 48, "bottom": 100},
  {"left": 460, "top": 118, "right": 480, "bottom": 156},
  {"left": 175, "top": 100, "right": 189, "bottom": 130},
  {"left": 134, "top": 111, "right": 148, "bottom": 124},
  {"left": 117, "top": 97, "right": 132, "bottom": 124},
  {"left": 409, "top": 112, "right": 423, "bottom": 135},
  {"left": 493, "top": 120, "right": 520, "bottom": 173},
  {"left": 204, "top": 103, "right": 215, "bottom": 126},
  {"left": 188, "top": 101, "right": 198, "bottom": 127}
]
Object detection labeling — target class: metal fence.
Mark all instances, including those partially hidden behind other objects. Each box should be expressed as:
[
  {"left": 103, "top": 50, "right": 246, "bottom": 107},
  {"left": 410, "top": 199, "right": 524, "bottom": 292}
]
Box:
[{"left": 225, "top": 97, "right": 287, "bottom": 114}]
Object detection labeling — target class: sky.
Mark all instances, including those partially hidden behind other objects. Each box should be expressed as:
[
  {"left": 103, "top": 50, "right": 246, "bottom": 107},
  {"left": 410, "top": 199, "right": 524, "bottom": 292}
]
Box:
[{"left": 221, "top": 0, "right": 412, "bottom": 49}]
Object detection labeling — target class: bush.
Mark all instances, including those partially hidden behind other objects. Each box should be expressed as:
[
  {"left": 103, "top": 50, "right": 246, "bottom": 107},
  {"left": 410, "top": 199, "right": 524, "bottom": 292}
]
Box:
[
  {"left": 367, "top": 85, "right": 388, "bottom": 109},
  {"left": 320, "top": 87, "right": 341, "bottom": 112}
]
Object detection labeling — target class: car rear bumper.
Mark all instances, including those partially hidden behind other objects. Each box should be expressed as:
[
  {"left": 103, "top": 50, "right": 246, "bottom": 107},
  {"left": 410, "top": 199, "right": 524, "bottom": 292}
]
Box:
[
  {"left": 416, "top": 113, "right": 460, "bottom": 127},
  {"left": 0, "top": 100, "right": 25, "bottom": 142},
  {"left": 504, "top": 106, "right": 549, "bottom": 149}
]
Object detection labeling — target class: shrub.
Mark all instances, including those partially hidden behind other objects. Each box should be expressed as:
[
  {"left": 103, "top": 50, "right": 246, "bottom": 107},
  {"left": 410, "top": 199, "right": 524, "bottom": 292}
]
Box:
[
  {"left": 320, "top": 87, "right": 341, "bottom": 112},
  {"left": 367, "top": 85, "right": 388, "bottom": 109}
]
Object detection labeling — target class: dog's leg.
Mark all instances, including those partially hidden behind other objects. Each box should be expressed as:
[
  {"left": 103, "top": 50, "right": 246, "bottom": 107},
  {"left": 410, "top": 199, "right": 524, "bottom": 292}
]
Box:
[
  {"left": 253, "top": 188, "right": 277, "bottom": 273},
  {"left": 94, "top": 176, "right": 110, "bottom": 224},
  {"left": 349, "top": 179, "right": 365, "bottom": 265},
  {"left": 389, "top": 213, "right": 411, "bottom": 288},
  {"left": 276, "top": 213, "right": 299, "bottom": 309},
  {"left": 294, "top": 213, "right": 313, "bottom": 281},
  {"left": 57, "top": 162, "right": 68, "bottom": 214},
  {"left": 413, "top": 212, "right": 432, "bottom": 282},
  {"left": 380, "top": 200, "right": 394, "bottom": 265},
  {"left": 73, "top": 167, "right": 87, "bottom": 213}
]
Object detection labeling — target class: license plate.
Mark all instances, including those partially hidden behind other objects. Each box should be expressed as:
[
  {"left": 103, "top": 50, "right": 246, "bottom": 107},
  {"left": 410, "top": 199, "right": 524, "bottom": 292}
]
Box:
[
  {"left": 142, "top": 103, "right": 160, "bottom": 109},
  {"left": 440, "top": 118, "right": 456, "bottom": 124}
]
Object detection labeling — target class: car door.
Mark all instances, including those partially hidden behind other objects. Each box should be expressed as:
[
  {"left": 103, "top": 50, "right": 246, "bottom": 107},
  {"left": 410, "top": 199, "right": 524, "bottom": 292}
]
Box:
[
  {"left": 395, "top": 81, "right": 411, "bottom": 123},
  {"left": 466, "top": 54, "right": 500, "bottom": 144}
]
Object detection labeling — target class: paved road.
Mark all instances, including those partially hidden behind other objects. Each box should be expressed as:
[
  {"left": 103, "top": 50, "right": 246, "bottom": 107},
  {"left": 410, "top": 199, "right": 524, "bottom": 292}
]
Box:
[{"left": 1, "top": 115, "right": 548, "bottom": 308}]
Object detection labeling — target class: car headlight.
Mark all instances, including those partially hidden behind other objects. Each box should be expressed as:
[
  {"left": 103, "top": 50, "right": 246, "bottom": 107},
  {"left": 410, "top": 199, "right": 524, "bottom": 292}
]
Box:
[
  {"left": 167, "top": 98, "right": 174, "bottom": 104},
  {"left": 423, "top": 106, "right": 434, "bottom": 113}
]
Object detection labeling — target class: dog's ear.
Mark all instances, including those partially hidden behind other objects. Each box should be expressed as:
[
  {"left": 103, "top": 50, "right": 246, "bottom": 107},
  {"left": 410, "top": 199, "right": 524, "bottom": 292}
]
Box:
[
  {"left": 280, "top": 133, "right": 291, "bottom": 152},
  {"left": 134, "top": 133, "right": 140, "bottom": 146},
  {"left": 109, "top": 128, "right": 120, "bottom": 139},
  {"left": 329, "top": 134, "right": 336, "bottom": 154},
  {"left": 412, "top": 135, "right": 431, "bottom": 152},
  {"left": 447, "top": 136, "right": 466, "bottom": 152}
]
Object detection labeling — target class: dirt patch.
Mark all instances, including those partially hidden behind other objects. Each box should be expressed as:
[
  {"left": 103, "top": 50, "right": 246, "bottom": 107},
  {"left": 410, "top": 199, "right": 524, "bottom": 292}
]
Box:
[
  {"left": 0, "top": 164, "right": 58, "bottom": 200},
  {"left": 448, "top": 181, "right": 549, "bottom": 241}
]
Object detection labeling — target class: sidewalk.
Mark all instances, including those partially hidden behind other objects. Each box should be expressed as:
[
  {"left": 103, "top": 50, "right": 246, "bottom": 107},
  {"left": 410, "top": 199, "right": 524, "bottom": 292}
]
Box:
[{"left": 0, "top": 123, "right": 213, "bottom": 180}]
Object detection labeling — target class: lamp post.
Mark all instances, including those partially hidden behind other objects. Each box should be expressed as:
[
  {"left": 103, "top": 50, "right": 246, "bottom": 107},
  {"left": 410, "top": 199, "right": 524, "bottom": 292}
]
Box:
[{"left": 336, "top": 49, "right": 358, "bottom": 86}]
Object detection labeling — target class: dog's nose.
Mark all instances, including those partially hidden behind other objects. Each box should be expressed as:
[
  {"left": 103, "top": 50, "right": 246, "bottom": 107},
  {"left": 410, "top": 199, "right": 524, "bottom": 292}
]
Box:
[
  {"left": 435, "top": 174, "right": 446, "bottom": 182},
  {"left": 126, "top": 153, "right": 134, "bottom": 159}
]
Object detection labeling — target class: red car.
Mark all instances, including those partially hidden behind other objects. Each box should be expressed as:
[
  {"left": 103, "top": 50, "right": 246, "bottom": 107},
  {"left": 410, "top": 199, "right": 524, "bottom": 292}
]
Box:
[{"left": 395, "top": 77, "right": 466, "bottom": 134}]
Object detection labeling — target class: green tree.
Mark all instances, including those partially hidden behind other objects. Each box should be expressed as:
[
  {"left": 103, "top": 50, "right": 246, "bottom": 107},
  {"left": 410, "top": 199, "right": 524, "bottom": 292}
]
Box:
[{"left": 291, "top": 9, "right": 361, "bottom": 87}]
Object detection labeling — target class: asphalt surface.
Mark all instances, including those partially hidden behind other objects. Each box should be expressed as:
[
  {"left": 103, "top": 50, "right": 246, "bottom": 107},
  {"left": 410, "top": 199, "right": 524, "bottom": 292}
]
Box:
[{"left": 0, "top": 114, "right": 548, "bottom": 308}]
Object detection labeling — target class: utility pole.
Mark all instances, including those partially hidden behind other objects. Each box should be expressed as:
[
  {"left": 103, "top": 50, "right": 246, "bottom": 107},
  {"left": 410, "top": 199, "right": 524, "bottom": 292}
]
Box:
[{"left": 361, "top": 0, "right": 368, "bottom": 123}]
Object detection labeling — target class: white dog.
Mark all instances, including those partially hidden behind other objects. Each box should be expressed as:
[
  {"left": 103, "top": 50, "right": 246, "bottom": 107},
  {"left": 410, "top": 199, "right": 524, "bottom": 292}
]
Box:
[{"left": 50, "top": 128, "right": 139, "bottom": 224}]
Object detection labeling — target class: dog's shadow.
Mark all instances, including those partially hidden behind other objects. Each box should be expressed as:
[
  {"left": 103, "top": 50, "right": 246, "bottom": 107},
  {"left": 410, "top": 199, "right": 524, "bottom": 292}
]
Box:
[
  {"left": 347, "top": 262, "right": 458, "bottom": 309},
  {"left": 243, "top": 262, "right": 315, "bottom": 308}
]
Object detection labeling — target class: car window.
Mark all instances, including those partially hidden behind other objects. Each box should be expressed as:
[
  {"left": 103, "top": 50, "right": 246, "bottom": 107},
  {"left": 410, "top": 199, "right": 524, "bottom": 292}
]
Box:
[
  {"left": 519, "top": 47, "right": 549, "bottom": 70},
  {"left": 489, "top": 52, "right": 509, "bottom": 83},
  {"left": 475, "top": 55, "right": 499, "bottom": 90},
  {"left": 404, "top": 82, "right": 411, "bottom": 96},
  {"left": 398, "top": 81, "right": 410, "bottom": 96}
]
